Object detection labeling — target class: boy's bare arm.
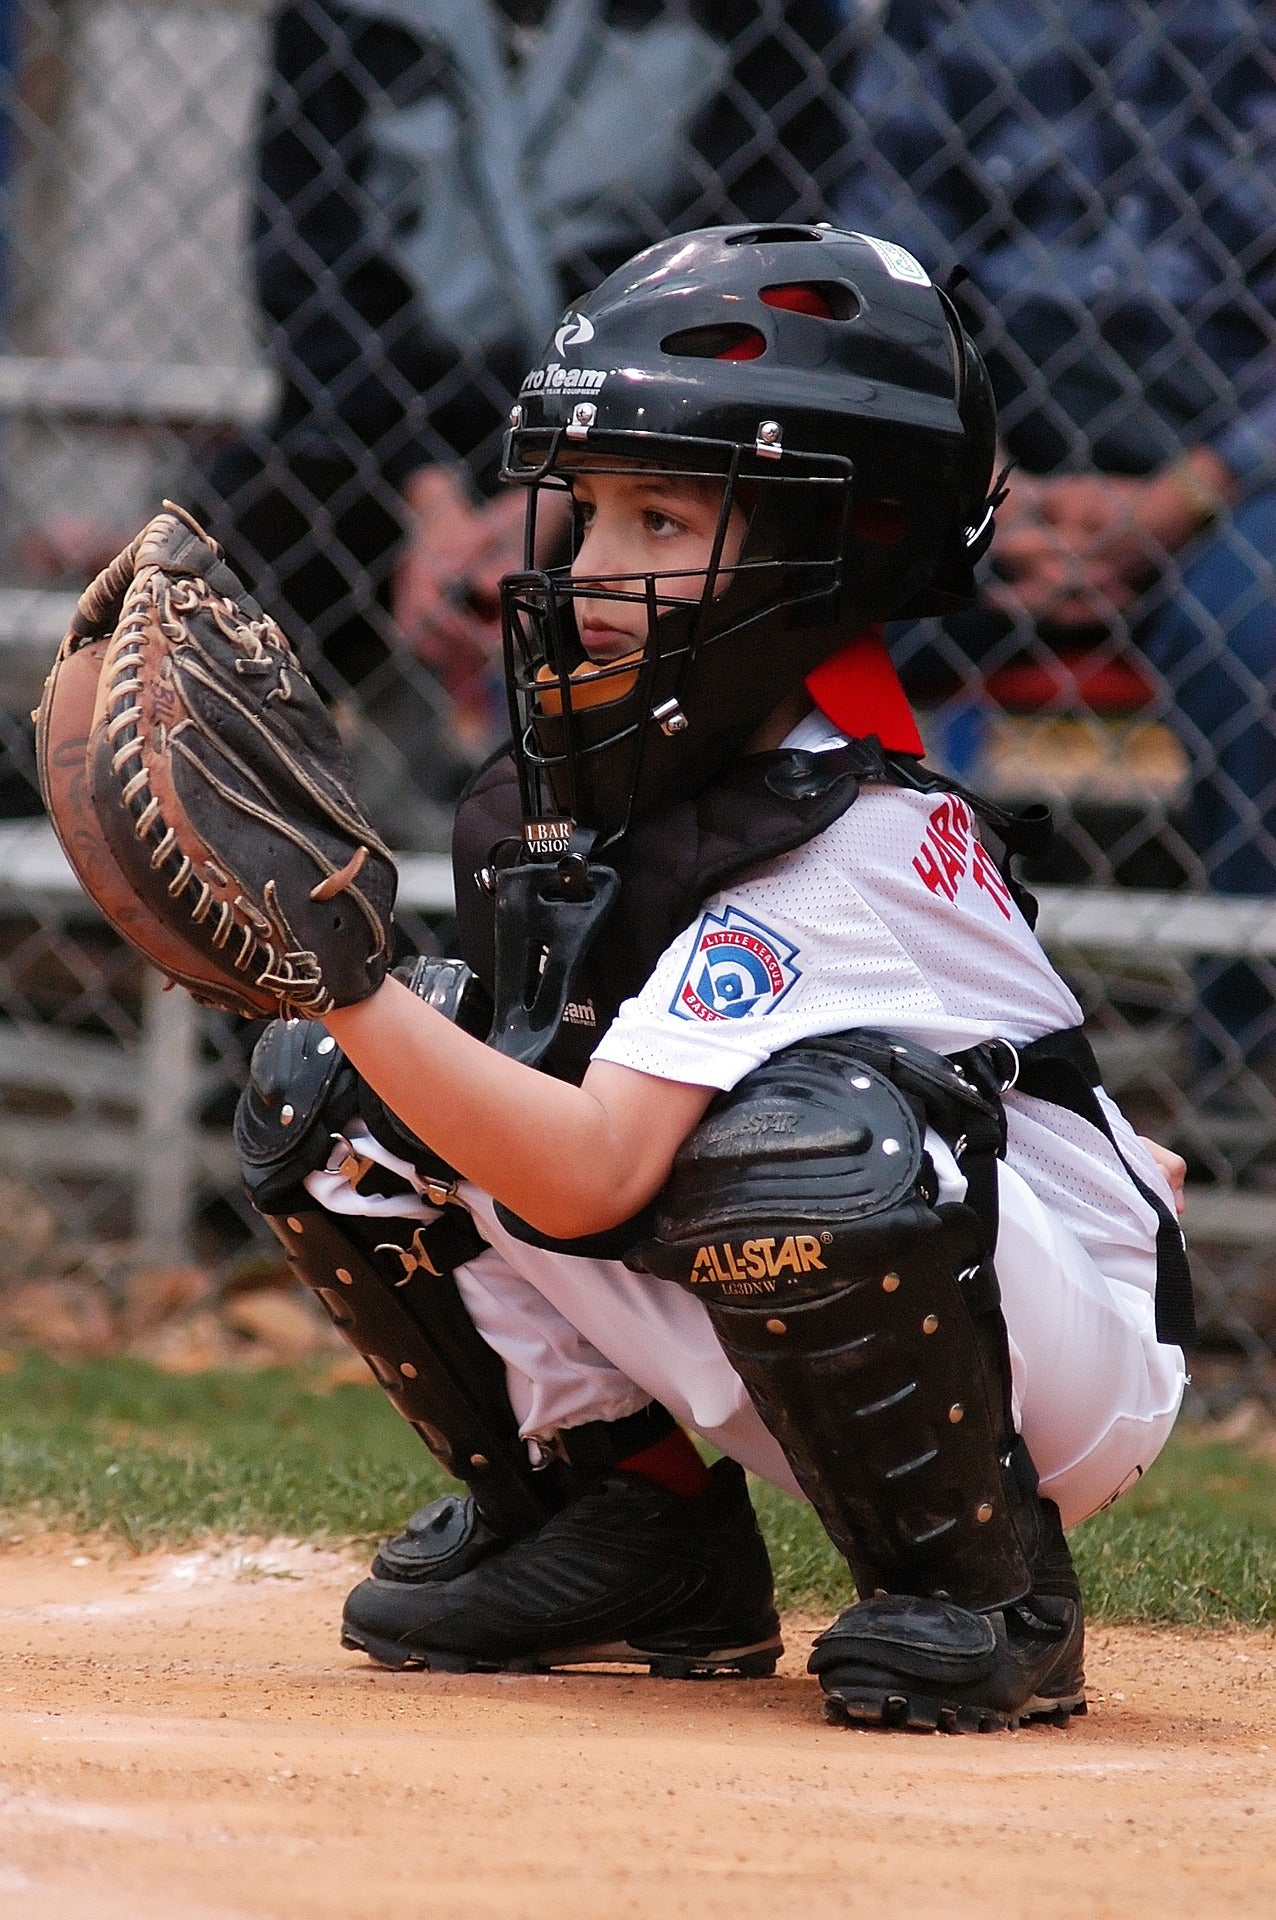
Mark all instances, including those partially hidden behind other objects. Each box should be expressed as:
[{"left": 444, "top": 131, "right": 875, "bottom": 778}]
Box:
[{"left": 324, "top": 975, "right": 715, "bottom": 1239}]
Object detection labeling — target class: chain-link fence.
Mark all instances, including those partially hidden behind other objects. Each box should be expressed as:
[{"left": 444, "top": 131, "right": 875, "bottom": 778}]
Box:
[{"left": 0, "top": 0, "right": 1272, "bottom": 1398}]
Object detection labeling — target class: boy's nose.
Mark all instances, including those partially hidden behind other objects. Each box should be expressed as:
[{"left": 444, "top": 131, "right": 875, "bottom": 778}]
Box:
[{"left": 573, "top": 523, "right": 638, "bottom": 588}]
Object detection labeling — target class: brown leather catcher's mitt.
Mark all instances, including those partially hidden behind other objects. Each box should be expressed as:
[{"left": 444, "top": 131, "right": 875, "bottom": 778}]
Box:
[{"left": 36, "top": 504, "right": 396, "bottom": 1018}]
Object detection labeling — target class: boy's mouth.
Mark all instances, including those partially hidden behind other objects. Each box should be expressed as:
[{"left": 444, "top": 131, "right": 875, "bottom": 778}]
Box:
[{"left": 577, "top": 620, "right": 642, "bottom": 663}]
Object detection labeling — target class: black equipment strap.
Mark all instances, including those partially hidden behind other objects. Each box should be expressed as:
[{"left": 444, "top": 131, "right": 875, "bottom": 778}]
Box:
[
  {"left": 417, "top": 1204, "right": 491, "bottom": 1274},
  {"left": 529, "top": 1400, "right": 676, "bottom": 1477},
  {"left": 955, "top": 1026, "right": 1194, "bottom": 1347}
]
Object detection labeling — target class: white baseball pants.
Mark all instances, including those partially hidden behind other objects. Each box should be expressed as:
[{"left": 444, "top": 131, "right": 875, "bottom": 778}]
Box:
[{"left": 310, "top": 1127, "right": 1186, "bottom": 1530}]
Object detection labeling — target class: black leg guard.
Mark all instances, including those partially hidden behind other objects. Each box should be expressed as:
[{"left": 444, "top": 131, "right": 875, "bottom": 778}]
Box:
[
  {"left": 271, "top": 1207, "right": 679, "bottom": 1549},
  {"left": 237, "top": 1004, "right": 681, "bottom": 1583},
  {"left": 640, "top": 1030, "right": 1085, "bottom": 1728},
  {"left": 641, "top": 1032, "right": 1040, "bottom": 1608},
  {"left": 271, "top": 1206, "right": 554, "bottom": 1539},
  {"left": 236, "top": 1006, "right": 554, "bottom": 1560},
  {"left": 703, "top": 1245, "right": 1043, "bottom": 1609}
]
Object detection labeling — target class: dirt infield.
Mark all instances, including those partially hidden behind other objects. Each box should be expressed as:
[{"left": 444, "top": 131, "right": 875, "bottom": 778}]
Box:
[{"left": 0, "top": 1537, "right": 1272, "bottom": 1920}]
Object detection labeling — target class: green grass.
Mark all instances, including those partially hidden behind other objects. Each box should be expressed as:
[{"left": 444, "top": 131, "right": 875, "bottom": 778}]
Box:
[
  {"left": 1, "top": 1352, "right": 1273, "bottom": 1626},
  {"left": 754, "top": 1439, "right": 1276, "bottom": 1625},
  {"left": 0, "top": 1354, "right": 432, "bottom": 1549}
]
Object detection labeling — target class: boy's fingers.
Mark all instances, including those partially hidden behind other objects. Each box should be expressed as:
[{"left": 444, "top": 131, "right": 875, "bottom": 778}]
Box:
[{"left": 1138, "top": 1136, "right": 1187, "bottom": 1214}]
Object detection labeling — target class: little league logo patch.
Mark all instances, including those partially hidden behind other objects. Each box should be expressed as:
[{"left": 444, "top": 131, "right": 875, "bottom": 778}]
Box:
[{"left": 672, "top": 906, "right": 801, "bottom": 1023}]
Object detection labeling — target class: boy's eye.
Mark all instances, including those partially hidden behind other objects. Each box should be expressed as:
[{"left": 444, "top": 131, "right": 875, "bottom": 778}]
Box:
[{"left": 643, "top": 508, "right": 686, "bottom": 537}]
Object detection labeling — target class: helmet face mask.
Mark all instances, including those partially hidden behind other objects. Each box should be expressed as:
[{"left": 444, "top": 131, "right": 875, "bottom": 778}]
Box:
[
  {"left": 499, "top": 225, "right": 1000, "bottom": 846},
  {"left": 502, "top": 445, "right": 854, "bottom": 844}
]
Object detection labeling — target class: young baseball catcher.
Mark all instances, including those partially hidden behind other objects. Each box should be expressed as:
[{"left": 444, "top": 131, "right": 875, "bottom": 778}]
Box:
[{"left": 38, "top": 225, "right": 1190, "bottom": 1733}]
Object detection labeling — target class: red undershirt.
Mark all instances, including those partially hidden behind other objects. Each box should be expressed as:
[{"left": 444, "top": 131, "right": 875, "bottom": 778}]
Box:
[{"left": 804, "top": 625, "right": 923, "bottom": 757}]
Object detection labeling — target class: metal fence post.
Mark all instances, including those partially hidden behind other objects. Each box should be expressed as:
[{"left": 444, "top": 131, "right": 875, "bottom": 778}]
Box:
[{"left": 136, "top": 966, "right": 200, "bottom": 1264}]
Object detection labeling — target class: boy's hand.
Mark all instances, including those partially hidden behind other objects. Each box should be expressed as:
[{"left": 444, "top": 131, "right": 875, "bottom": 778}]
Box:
[{"left": 1138, "top": 1135, "right": 1187, "bottom": 1216}]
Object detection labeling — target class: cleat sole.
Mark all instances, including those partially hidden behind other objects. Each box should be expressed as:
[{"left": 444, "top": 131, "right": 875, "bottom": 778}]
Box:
[
  {"left": 341, "top": 1624, "right": 782, "bottom": 1680},
  {"left": 1020, "top": 1691, "right": 1088, "bottom": 1727},
  {"left": 341, "top": 1626, "right": 498, "bottom": 1672},
  {"left": 644, "top": 1642, "right": 782, "bottom": 1680},
  {"left": 822, "top": 1684, "right": 1086, "bottom": 1735}
]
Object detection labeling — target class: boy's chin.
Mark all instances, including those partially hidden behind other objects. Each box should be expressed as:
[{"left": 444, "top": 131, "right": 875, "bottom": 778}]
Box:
[{"left": 576, "top": 625, "right": 643, "bottom": 662}]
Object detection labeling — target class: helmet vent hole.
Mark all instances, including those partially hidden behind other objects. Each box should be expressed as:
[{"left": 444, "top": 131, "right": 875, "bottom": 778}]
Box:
[
  {"left": 761, "top": 282, "right": 858, "bottom": 321},
  {"left": 662, "top": 323, "right": 766, "bottom": 361},
  {"left": 725, "top": 226, "right": 823, "bottom": 246},
  {"left": 849, "top": 498, "right": 909, "bottom": 545}
]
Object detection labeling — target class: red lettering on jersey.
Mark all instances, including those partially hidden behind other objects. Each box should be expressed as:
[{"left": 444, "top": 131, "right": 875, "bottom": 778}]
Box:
[
  {"left": 929, "top": 825, "right": 966, "bottom": 894},
  {"left": 928, "top": 796, "right": 971, "bottom": 861},
  {"left": 912, "top": 840, "right": 958, "bottom": 901},
  {"left": 913, "top": 796, "right": 1017, "bottom": 921},
  {"left": 913, "top": 797, "right": 969, "bottom": 899},
  {"left": 972, "top": 841, "right": 1013, "bottom": 918}
]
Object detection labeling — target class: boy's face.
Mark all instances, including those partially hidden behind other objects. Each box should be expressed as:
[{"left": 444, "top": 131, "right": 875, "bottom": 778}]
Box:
[{"left": 568, "top": 463, "right": 748, "bottom": 663}]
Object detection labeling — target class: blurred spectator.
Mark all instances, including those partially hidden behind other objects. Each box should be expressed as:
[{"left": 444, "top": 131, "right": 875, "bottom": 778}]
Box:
[
  {"left": 0, "top": 0, "right": 12, "bottom": 320},
  {"left": 198, "top": 0, "right": 850, "bottom": 836},
  {"left": 837, "top": 0, "right": 1276, "bottom": 1136}
]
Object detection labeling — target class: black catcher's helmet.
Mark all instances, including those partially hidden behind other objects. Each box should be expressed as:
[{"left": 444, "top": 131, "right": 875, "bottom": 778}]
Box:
[{"left": 499, "top": 224, "right": 999, "bottom": 847}]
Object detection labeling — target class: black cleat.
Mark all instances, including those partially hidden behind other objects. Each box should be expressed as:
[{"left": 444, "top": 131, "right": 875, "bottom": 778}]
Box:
[
  {"left": 809, "top": 1586, "right": 1085, "bottom": 1734},
  {"left": 810, "top": 1493, "right": 1085, "bottom": 1734},
  {"left": 342, "top": 1457, "right": 783, "bottom": 1678},
  {"left": 370, "top": 1493, "right": 512, "bottom": 1584}
]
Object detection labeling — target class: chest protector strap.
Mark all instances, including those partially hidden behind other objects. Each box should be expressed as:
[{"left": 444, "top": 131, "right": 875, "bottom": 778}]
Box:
[
  {"left": 1006, "top": 1028, "right": 1194, "bottom": 1345},
  {"left": 638, "top": 1030, "right": 1045, "bottom": 1610}
]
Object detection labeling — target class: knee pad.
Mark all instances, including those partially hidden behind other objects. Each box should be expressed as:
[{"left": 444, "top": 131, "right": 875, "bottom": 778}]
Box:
[
  {"left": 234, "top": 954, "right": 489, "bottom": 1217},
  {"left": 640, "top": 1032, "right": 1042, "bottom": 1609}
]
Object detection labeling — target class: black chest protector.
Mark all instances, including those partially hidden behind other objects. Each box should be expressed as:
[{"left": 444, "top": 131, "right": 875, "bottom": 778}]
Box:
[
  {"left": 450, "top": 741, "right": 1192, "bottom": 1346},
  {"left": 452, "top": 737, "right": 1048, "bottom": 1087}
]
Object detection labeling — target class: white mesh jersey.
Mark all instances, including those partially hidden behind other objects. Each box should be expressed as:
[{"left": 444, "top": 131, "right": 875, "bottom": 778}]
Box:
[
  {"left": 303, "top": 711, "right": 1183, "bottom": 1508},
  {"left": 592, "top": 711, "right": 1172, "bottom": 1300}
]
